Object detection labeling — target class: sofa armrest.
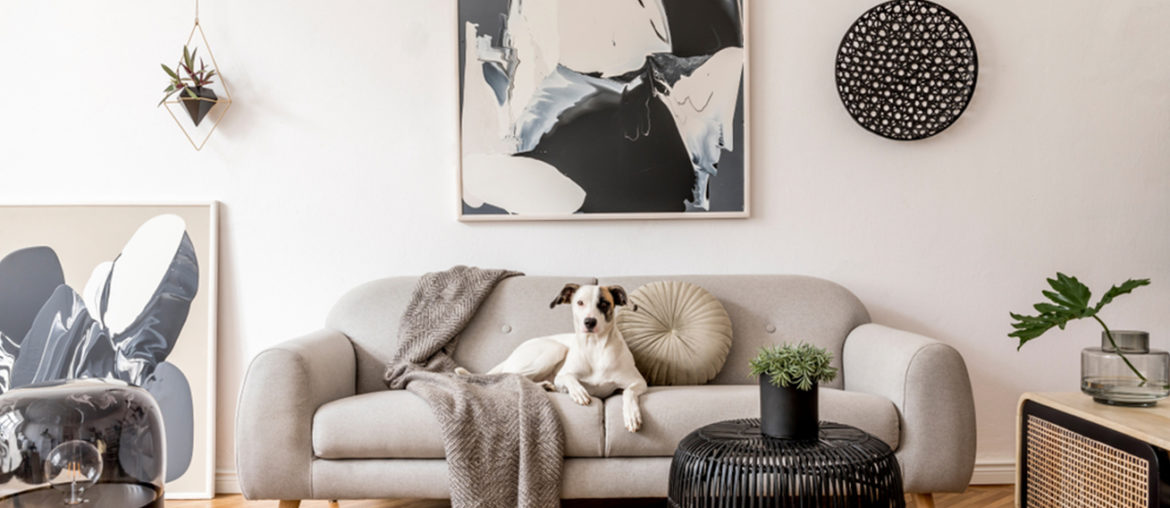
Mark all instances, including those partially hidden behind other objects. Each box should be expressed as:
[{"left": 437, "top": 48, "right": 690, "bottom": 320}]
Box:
[
  {"left": 842, "top": 323, "right": 975, "bottom": 493},
  {"left": 236, "top": 329, "right": 356, "bottom": 500}
]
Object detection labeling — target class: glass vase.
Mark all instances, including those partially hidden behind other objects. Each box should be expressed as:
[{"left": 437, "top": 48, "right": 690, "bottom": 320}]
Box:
[{"left": 1081, "top": 330, "right": 1170, "bottom": 407}]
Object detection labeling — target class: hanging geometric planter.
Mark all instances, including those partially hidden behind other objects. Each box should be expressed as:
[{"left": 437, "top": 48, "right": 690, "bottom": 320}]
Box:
[{"left": 159, "top": 3, "right": 231, "bottom": 151}]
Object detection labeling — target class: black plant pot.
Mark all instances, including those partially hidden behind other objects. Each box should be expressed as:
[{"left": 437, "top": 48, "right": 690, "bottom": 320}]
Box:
[
  {"left": 759, "top": 374, "right": 819, "bottom": 440},
  {"left": 180, "top": 87, "right": 217, "bottom": 126}
]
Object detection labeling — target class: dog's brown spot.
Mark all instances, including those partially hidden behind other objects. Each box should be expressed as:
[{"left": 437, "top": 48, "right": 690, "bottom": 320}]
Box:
[
  {"left": 597, "top": 287, "right": 614, "bottom": 321},
  {"left": 550, "top": 283, "right": 580, "bottom": 309},
  {"left": 598, "top": 286, "right": 629, "bottom": 322}
]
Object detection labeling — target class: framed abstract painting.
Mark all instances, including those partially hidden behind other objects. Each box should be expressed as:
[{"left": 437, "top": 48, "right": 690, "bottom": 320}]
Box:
[
  {"left": 0, "top": 203, "right": 218, "bottom": 499},
  {"left": 458, "top": 0, "right": 749, "bottom": 220}
]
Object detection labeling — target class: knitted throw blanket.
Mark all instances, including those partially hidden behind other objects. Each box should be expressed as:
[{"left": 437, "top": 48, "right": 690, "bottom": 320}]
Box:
[{"left": 383, "top": 266, "right": 564, "bottom": 508}]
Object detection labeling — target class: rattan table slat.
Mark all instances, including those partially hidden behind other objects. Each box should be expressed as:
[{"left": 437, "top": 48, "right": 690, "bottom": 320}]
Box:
[{"left": 669, "top": 419, "right": 904, "bottom": 508}]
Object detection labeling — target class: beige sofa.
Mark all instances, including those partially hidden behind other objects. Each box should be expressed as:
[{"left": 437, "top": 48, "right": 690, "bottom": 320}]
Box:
[{"left": 237, "top": 275, "right": 976, "bottom": 505}]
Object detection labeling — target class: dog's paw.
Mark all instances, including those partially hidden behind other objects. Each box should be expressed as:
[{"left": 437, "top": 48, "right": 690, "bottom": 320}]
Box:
[
  {"left": 624, "top": 405, "right": 643, "bottom": 432},
  {"left": 538, "top": 381, "right": 556, "bottom": 392},
  {"left": 568, "top": 386, "right": 592, "bottom": 406}
]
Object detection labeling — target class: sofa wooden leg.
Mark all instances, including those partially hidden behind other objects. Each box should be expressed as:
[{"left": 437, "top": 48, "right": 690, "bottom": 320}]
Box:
[
  {"left": 912, "top": 493, "right": 935, "bottom": 508},
  {"left": 329, "top": 502, "right": 340, "bottom": 508},
  {"left": 277, "top": 501, "right": 300, "bottom": 508}
]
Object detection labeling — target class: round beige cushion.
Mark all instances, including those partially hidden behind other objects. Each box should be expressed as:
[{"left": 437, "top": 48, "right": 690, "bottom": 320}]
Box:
[{"left": 616, "top": 281, "right": 733, "bottom": 385}]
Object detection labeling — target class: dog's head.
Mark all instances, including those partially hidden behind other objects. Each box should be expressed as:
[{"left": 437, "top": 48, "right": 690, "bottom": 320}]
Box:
[{"left": 550, "top": 283, "right": 631, "bottom": 334}]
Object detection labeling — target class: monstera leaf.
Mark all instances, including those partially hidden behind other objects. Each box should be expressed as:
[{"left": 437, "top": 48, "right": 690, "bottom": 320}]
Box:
[
  {"left": 0, "top": 247, "right": 65, "bottom": 392},
  {"left": 1009, "top": 273, "right": 1150, "bottom": 350}
]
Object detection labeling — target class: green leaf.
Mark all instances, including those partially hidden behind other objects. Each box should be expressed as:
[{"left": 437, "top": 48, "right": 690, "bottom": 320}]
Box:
[
  {"left": 748, "top": 342, "right": 837, "bottom": 390},
  {"left": 1031, "top": 303, "right": 1062, "bottom": 314},
  {"left": 1094, "top": 278, "right": 1151, "bottom": 312},
  {"left": 158, "top": 88, "right": 179, "bottom": 106},
  {"left": 1010, "top": 273, "right": 1150, "bottom": 351},
  {"left": 184, "top": 87, "right": 199, "bottom": 99},
  {"left": 1046, "top": 273, "right": 1091, "bottom": 312},
  {"left": 161, "top": 64, "right": 179, "bottom": 80}
]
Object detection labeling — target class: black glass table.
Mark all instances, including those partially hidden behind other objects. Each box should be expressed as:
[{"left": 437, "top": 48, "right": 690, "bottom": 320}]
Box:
[{"left": 669, "top": 419, "right": 904, "bottom": 508}]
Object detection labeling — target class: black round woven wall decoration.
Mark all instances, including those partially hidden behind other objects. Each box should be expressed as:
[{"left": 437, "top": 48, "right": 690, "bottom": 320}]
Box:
[{"left": 835, "top": 0, "right": 978, "bottom": 141}]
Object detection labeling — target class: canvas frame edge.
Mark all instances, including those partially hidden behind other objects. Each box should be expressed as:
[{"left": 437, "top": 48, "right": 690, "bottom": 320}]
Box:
[
  {"left": 454, "top": 0, "right": 752, "bottom": 222},
  {"left": 0, "top": 200, "right": 220, "bottom": 499}
]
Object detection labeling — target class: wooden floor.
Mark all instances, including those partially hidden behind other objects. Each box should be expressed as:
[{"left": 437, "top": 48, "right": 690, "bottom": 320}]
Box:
[{"left": 168, "top": 485, "right": 1014, "bottom": 507}]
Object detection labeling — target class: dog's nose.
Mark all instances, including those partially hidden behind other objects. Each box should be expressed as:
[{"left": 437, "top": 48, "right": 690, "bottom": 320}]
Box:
[{"left": 584, "top": 317, "right": 597, "bottom": 330}]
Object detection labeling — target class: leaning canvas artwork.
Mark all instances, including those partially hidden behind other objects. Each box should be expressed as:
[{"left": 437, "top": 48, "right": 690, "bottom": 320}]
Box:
[
  {"left": 459, "top": 0, "right": 748, "bottom": 220},
  {"left": 0, "top": 204, "right": 217, "bottom": 498}
]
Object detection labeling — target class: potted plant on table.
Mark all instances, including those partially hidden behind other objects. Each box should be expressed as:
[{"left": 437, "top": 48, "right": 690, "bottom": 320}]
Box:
[
  {"left": 749, "top": 342, "right": 837, "bottom": 439},
  {"left": 159, "top": 45, "right": 218, "bottom": 126},
  {"left": 1009, "top": 273, "right": 1168, "bottom": 406}
]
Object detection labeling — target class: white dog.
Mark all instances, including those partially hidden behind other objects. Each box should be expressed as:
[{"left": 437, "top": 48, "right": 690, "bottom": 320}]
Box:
[{"left": 473, "top": 283, "right": 648, "bottom": 432}]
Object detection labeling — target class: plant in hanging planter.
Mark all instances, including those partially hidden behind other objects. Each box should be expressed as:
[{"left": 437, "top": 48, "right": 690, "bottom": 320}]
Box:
[
  {"left": 1009, "top": 273, "right": 1168, "bottom": 406},
  {"left": 749, "top": 342, "right": 837, "bottom": 439},
  {"left": 159, "top": 45, "right": 218, "bottom": 126}
]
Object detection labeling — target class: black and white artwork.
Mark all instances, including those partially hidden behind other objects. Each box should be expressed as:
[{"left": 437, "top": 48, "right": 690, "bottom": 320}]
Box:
[
  {"left": 0, "top": 205, "right": 216, "bottom": 498},
  {"left": 458, "top": 0, "right": 748, "bottom": 219}
]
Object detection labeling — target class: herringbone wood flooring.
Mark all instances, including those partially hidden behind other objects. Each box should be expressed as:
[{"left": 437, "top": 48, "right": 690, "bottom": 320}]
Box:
[{"left": 167, "top": 485, "right": 1014, "bottom": 507}]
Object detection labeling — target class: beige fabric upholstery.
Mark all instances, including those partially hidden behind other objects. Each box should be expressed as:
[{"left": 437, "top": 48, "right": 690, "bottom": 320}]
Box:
[
  {"left": 324, "top": 276, "right": 417, "bottom": 394},
  {"left": 325, "top": 276, "right": 595, "bottom": 393},
  {"left": 235, "top": 329, "right": 355, "bottom": 500},
  {"left": 603, "top": 385, "right": 900, "bottom": 457},
  {"left": 309, "top": 458, "right": 670, "bottom": 500},
  {"left": 561, "top": 458, "right": 672, "bottom": 498},
  {"left": 617, "top": 281, "right": 733, "bottom": 385},
  {"left": 312, "top": 389, "right": 605, "bottom": 458},
  {"left": 598, "top": 275, "right": 870, "bottom": 389},
  {"left": 843, "top": 323, "right": 977, "bottom": 493},
  {"left": 312, "top": 459, "right": 451, "bottom": 499}
]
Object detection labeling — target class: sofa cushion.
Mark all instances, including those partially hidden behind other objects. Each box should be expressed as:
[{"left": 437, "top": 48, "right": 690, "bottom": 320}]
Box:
[
  {"left": 313, "top": 389, "right": 605, "bottom": 459},
  {"left": 617, "top": 280, "right": 733, "bottom": 385},
  {"left": 604, "top": 385, "right": 899, "bottom": 457}
]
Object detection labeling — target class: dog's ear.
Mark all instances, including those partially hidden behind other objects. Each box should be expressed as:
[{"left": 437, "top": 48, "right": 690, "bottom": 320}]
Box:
[
  {"left": 607, "top": 286, "right": 629, "bottom": 306},
  {"left": 606, "top": 286, "right": 638, "bottom": 311},
  {"left": 550, "top": 283, "right": 580, "bottom": 308}
]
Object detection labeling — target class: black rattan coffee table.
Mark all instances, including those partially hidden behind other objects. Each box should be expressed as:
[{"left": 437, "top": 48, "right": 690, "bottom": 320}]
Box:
[{"left": 669, "top": 419, "right": 904, "bottom": 507}]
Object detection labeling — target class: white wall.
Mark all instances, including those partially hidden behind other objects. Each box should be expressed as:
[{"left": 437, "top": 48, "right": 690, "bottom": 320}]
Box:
[{"left": 2, "top": 0, "right": 1168, "bottom": 490}]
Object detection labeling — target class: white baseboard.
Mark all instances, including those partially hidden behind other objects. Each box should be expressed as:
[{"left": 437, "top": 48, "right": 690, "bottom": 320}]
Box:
[
  {"left": 969, "top": 461, "right": 1015, "bottom": 485},
  {"left": 216, "top": 468, "right": 241, "bottom": 495},
  {"left": 212, "top": 461, "right": 1017, "bottom": 495}
]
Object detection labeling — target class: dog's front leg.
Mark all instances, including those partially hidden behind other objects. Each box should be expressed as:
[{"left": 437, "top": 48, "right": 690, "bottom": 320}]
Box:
[
  {"left": 555, "top": 374, "right": 592, "bottom": 406},
  {"left": 622, "top": 380, "right": 647, "bottom": 432}
]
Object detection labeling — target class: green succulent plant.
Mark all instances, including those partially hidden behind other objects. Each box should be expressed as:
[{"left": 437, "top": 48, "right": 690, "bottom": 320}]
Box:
[
  {"left": 749, "top": 342, "right": 838, "bottom": 391},
  {"left": 159, "top": 45, "right": 217, "bottom": 106},
  {"left": 1009, "top": 272, "right": 1151, "bottom": 381}
]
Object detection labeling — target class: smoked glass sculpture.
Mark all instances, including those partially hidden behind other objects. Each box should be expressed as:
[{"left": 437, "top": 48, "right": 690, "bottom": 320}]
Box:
[{"left": 0, "top": 379, "right": 164, "bottom": 507}]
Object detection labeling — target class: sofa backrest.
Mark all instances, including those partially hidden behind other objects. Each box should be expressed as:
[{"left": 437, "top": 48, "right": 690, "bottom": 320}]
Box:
[
  {"left": 327, "top": 275, "right": 594, "bottom": 394},
  {"left": 327, "top": 274, "right": 869, "bottom": 394}
]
